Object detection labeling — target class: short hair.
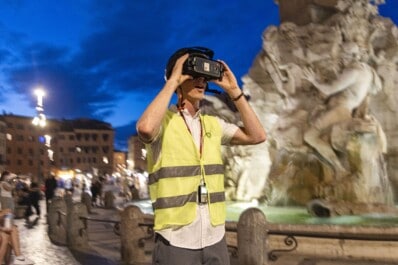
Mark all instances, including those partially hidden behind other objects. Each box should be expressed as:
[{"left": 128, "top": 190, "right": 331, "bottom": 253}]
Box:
[{"left": 1, "top": 171, "right": 11, "bottom": 181}]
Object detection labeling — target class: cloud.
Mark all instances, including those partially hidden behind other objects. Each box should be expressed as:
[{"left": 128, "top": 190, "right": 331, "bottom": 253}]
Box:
[{"left": 0, "top": 0, "right": 279, "bottom": 149}]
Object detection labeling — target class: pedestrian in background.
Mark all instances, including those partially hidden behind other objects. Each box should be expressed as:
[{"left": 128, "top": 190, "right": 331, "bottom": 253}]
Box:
[
  {"left": 137, "top": 47, "right": 266, "bottom": 265},
  {"left": 44, "top": 174, "right": 57, "bottom": 213},
  {"left": 90, "top": 179, "right": 102, "bottom": 207},
  {"left": 0, "top": 171, "right": 15, "bottom": 212},
  {"left": 27, "top": 182, "right": 41, "bottom": 219},
  {"left": 0, "top": 208, "right": 34, "bottom": 264}
]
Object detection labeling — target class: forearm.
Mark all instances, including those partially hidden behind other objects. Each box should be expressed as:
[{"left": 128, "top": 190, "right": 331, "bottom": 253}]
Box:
[
  {"left": 136, "top": 80, "right": 178, "bottom": 142},
  {"left": 2, "top": 183, "right": 13, "bottom": 192},
  {"left": 229, "top": 89, "right": 266, "bottom": 144},
  {"left": 311, "top": 79, "right": 334, "bottom": 95},
  {"left": 311, "top": 69, "right": 357, "bottom": 96}
]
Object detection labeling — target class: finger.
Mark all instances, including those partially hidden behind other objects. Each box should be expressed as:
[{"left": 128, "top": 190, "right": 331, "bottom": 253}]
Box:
[{"left": 217, "top": 60, "right": 230, "bottom": 72}]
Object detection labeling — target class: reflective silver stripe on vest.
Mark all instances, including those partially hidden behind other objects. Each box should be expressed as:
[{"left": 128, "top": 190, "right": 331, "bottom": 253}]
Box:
[
  {"left": 148, "top": 164, "right": 224, "bottom": 185},
  {"left": 153, "top": 191, "right": 226, "bottom": 210},
  {"left": 209, "top": 191, "right": 225, "bottom": 203}
]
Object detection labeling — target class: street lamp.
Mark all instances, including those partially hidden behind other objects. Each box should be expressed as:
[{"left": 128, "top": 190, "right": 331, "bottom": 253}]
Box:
[
  {"left": 32, "top": 88, "right": 46, "bottom": 127},
  {"left": 32, "top": 87, "right": 46, "bottom": 183}
]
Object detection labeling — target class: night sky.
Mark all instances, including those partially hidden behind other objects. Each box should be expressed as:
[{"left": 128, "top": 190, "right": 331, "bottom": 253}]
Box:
[{"left": 0, "top": 1, "right": 397, "bottom": 150}]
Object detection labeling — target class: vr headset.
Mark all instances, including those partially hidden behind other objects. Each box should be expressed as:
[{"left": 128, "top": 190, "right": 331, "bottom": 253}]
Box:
[{"left": 165, "top": 47, "right": 224, "bottom": 81}]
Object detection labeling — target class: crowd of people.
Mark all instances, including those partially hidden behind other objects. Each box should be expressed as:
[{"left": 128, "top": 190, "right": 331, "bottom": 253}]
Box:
[{"left": 0, "top": 169, "right": 148, "bottom": 264}]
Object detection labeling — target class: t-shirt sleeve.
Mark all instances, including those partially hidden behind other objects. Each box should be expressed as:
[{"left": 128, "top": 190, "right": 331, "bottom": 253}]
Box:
[{"left": 217, "top": 117, "right": 238, "bottom": 145}]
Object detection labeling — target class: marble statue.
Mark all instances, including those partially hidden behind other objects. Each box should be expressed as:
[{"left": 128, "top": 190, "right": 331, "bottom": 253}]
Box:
[
  {"left": 202, "top": 0, "right": 397, "bottom": 207},
  {"left": 302, "top": 42, "right": 382, "bottom": 178}
]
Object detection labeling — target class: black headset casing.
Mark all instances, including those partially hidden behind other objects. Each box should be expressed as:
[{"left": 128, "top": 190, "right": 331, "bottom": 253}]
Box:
[{"left": 164, "top": 47, "right": 214, "bottom": 80}]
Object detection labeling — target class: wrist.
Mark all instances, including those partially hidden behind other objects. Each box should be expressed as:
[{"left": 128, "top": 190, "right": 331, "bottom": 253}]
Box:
[
  {"left": 230, "top": 91, "right": 244, "bottom": 102},
  {"left": 165, "top": 79, "right": 181, "bottom": 91},
  {"left": 228, "top": 87, "right": 241, "bottom": 98}
]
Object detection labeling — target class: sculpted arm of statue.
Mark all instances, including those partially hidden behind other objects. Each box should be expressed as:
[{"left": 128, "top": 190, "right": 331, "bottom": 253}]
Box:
[
  {"left": 212, "top": 61, "right": 267, "bottom": 145},
  {"left": 302, "top": 67, "right": 359, "bottom": 96},
  {"left": 136, "top": 54, "right": 190, "bottom": 142}
]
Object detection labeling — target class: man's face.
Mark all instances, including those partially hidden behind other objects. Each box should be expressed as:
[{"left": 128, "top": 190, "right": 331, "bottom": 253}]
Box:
[{"left": 180, "top": 77, "right": 207, "bottom": 101}]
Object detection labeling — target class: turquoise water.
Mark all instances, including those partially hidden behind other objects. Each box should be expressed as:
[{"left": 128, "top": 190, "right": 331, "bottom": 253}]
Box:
[
  {"left": 226, "top": 201, "right": 398, "bottom": 226},
  {"left": 129, "top": 200, "right": 398, "bottom": 227}
]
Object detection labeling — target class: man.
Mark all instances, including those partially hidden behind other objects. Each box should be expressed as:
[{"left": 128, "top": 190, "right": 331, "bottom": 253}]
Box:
[
  {"left": 44, "top": 174, "right": 57, "bottom": 213},
  {"left": 137, "top": 47, "right": 266, "bottom": 265},
  {"left": 302, "top": 42, "right": 382, "bottom": 177}
]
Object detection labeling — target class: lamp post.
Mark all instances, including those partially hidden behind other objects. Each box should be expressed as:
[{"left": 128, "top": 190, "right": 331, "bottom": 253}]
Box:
[{"left": 32, "top": 87, "right": 46, "bottom": 183}]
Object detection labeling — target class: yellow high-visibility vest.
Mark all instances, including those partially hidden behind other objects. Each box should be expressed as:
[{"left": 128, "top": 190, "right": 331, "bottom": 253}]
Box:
[{"left": 146, "top": 110, "right": 226, "bottom": 231}]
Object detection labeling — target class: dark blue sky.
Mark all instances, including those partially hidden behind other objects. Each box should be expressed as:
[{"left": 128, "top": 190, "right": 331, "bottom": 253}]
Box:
[{"left": 0, "top": 1, "right": 397, "bottom": 150}]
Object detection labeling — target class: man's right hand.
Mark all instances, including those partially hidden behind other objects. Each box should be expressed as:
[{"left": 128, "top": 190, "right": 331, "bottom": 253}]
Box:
[{"left": 167, "top": 54, "right": 191, "bottom": 89}]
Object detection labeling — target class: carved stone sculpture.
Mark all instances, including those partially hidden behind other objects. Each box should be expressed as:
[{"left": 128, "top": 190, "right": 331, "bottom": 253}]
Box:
[{"left": 204, "top": 0, "right": 398, "bottom": 207}]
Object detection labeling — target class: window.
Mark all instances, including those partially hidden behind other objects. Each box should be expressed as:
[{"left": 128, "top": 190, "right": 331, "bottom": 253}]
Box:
[
  {"left": 17, "top": 148, "right": 22, "bottom": 155},
  {"left": 102, "top": 146, "right": 109, "bottom": 153},
  {"left": 69, "top": 135, "right": 75, "bottom": 140},
  {"left": 102, "top": 134, "right": 109, "bottom": 141}
]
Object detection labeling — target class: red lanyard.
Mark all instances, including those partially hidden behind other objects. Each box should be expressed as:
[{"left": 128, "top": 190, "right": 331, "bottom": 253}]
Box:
[{"left": 179, "top": 110, "right": 204, "bottom": 158}]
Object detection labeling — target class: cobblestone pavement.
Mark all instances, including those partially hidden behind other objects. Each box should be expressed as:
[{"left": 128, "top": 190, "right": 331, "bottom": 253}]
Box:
[
  {"left": 15, "top": 198, "right": 398, "bottom": 265},
  {"left": 15, "top": 199, "right": 119, "bottom": 265},
  {"left": 15, "top": 203, "right": 80, "bottom": 265}
]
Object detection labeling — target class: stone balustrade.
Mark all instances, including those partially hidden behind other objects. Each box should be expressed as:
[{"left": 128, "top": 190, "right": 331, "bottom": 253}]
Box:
[
  {"left": 47, "top": 194, "right": 88, "bottom": 249},
  {"left": 48, "top": 201, "right": 398, "bottom": 264}
]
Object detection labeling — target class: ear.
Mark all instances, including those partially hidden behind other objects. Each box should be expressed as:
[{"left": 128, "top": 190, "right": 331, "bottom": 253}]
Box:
[{"left": 177, "top": 87, "right": 185, "bottom": 109}]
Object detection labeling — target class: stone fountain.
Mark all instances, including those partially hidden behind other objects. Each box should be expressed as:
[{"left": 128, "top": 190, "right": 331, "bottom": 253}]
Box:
[{"left": 203, "top": 0, "right": 398, "bottom": 213}]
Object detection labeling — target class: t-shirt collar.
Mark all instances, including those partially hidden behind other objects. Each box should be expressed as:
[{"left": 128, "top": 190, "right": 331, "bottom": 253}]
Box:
[{"left": 170, "top": 105, "right": 201, "bottom": 118}]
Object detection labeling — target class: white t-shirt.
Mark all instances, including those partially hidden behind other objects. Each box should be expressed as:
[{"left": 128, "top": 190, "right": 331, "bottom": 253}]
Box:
[{"left": 0, "top": 181, "right": 13, "bottom": 198}]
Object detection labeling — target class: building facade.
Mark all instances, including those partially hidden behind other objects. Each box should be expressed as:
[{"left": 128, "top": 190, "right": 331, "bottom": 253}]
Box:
[
  {"left": 127, "top": 135, "right": 146, "bottom": 172},
  {"left": 0, "top": 114, "right": 114, "bottom": 182}
]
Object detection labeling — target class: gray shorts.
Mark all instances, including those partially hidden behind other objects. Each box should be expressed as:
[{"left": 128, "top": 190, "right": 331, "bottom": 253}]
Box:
[{"left": 152, "top": 234, "right": 230, "bottom": 265}]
